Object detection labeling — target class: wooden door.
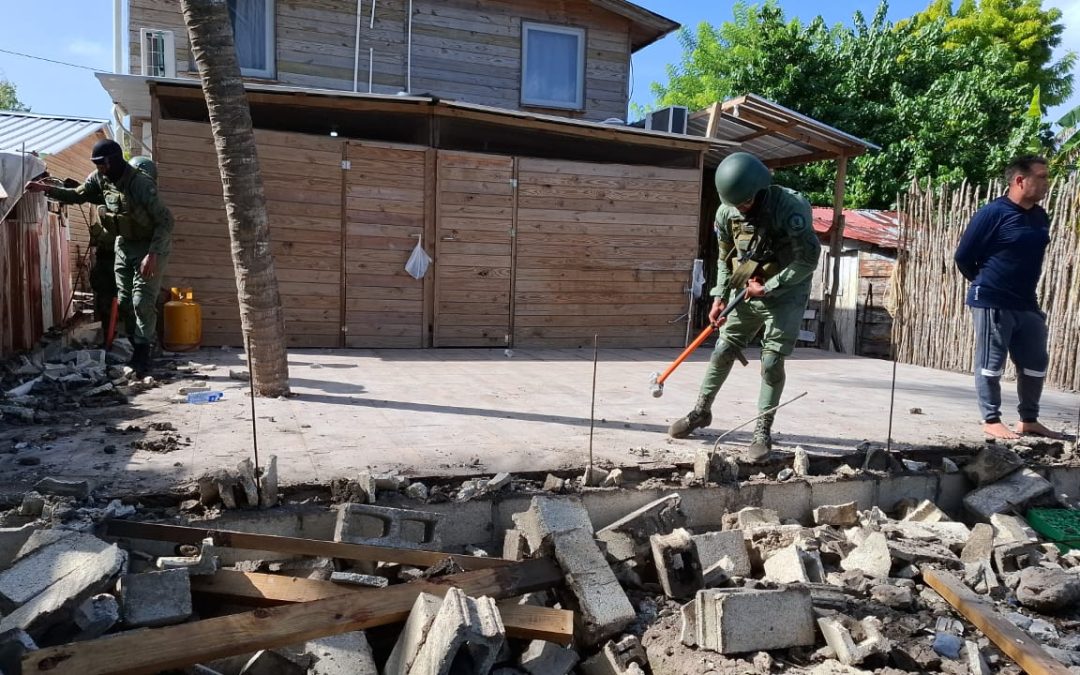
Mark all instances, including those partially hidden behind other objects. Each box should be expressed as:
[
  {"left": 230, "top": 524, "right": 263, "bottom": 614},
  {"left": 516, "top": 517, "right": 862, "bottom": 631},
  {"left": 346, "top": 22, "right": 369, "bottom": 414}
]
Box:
[{"left": 433, "top": 151, "right": 515, "bottom": 347}]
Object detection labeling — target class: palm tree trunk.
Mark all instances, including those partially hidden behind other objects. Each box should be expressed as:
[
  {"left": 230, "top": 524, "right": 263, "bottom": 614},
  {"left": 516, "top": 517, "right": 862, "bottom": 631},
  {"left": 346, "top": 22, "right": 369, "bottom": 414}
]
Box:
[{"left": 181, "top": 0, "right": 290, "bottom": 396}]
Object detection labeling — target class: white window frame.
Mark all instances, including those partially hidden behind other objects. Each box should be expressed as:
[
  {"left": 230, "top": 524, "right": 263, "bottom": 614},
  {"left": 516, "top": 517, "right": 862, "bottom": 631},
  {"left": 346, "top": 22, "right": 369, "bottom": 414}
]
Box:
[
  {"left": 520, "top": 22, "right": 586, "bottom": 110},
  {"left": 230, "top": 0, "right": 276, "bottom": 79}
]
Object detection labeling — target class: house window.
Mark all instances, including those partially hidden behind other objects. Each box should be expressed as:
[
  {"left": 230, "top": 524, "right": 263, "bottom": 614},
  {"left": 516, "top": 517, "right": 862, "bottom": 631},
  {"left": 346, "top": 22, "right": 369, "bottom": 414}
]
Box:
[
  {"left": 228, "top": 0, "right": 275, "bottom": 78},
  {"left": 521, "top": 22, "right": 585, "bottom": 110}
]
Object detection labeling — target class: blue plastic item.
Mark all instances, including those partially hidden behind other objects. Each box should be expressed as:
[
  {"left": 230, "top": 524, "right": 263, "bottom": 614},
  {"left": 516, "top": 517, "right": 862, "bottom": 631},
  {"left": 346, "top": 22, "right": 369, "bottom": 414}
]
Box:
[{"left": 186, "top": 391, "right": 224, "bottom": 404}]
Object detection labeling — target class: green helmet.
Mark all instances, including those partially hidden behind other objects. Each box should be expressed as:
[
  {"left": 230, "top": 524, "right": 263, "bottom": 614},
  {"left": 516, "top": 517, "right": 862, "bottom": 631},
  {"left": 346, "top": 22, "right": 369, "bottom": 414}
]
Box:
[
  {"left": 129, "top": 156, "right": 158, "bottom": 182},
  {"left": 714, "top": 152, "right": 771, "bottom": 207}
]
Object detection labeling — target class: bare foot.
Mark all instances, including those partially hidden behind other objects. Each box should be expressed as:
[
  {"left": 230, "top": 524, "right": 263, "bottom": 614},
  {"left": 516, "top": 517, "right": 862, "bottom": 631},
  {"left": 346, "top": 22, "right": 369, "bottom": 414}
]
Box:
[
  {"left": 983, "top": 421, "right": 1020, "bottom": 440},
  {"left": 1015, "top": 421, "right": 1065, "bottom": 439}
]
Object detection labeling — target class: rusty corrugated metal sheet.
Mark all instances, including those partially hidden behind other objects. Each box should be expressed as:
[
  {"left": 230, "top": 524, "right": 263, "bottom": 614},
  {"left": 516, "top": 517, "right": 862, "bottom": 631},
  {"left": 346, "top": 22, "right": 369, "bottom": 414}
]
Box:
[{"left": 812, "top": 207, "right": 900, "bottom": 249}]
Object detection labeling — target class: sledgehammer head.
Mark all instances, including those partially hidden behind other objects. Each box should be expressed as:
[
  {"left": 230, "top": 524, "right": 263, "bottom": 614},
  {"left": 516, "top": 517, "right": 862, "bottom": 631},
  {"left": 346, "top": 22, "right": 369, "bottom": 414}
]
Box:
[{"left": 649, "top": 371, "right": 664, "bottom": 398}]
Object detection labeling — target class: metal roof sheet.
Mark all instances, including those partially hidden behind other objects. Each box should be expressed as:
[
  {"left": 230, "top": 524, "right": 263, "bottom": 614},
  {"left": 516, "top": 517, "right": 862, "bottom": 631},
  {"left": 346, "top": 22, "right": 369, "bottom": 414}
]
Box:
[
  {"left": 0, "top": 111, "right": 110, "bottom": 156},
  {"left": 812, "top": 206, "right": 900, "bottom": 249}
]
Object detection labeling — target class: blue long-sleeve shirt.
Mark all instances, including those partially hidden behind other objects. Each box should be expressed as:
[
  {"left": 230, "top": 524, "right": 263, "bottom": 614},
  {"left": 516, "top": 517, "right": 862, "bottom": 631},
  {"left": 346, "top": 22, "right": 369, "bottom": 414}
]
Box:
[{"left": 954, "top": 196, "right": 1050, "bottom": 311}]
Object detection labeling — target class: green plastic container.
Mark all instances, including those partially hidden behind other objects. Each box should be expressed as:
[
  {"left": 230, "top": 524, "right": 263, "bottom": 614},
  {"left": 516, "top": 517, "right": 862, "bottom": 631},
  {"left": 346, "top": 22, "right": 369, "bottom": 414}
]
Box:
[{"left": 1026, "top": 508, "right": 1080, "bottom": 553}]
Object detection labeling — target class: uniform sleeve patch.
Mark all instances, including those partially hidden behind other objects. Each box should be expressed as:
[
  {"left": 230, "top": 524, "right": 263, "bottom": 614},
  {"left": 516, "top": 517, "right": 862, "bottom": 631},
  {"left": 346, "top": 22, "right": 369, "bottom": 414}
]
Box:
[{"left": 788, "top": 213, "right": 807, "bottom": 231}]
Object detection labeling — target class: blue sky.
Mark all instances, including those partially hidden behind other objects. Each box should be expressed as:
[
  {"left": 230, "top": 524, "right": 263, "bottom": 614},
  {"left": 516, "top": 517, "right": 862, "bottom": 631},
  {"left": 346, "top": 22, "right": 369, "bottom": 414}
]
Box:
[{"left": 1, "top": 0, "right": 1077, "bottom": 127}]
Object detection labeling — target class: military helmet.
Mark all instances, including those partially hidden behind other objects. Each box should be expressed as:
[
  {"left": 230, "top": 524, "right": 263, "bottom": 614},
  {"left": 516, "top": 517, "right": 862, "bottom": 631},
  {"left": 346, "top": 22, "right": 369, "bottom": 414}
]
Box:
[
  {"left": 90, "top": 138, "right": 123, "bottom": 163},
  {"left": 714, "top": 152, "right": 771, "bottom": 207},
  {"left": 129, "top": 156, "right": 158, "bottom": 182}
]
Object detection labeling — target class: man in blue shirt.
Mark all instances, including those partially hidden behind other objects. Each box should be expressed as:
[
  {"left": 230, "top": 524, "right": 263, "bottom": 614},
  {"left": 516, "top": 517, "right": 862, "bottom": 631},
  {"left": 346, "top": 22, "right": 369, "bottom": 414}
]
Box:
[{"left": 954, "top": 155, "right": 1062, "bottom": 440}]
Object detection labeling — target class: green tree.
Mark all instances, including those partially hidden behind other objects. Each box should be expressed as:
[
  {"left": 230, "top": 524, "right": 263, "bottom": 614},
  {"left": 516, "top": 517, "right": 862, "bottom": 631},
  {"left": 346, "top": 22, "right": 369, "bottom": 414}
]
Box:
[{"left": 0, "top": 80, "right": 29, "bottom": 112}]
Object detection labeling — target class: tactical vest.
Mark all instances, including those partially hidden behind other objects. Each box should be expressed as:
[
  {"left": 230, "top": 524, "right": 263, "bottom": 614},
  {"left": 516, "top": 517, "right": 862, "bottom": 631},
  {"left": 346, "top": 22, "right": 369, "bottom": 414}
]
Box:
[
  {"left": 95, "top": 173, "right": 156, "bottom": 244},
  {"left": 725, "top": 205, "right": 797, "bottom": 284}
]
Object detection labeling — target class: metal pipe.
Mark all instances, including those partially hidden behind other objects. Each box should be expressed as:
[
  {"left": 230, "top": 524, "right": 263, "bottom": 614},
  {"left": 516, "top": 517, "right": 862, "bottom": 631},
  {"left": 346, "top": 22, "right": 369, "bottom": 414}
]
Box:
[
  {"left": 406, "top": 0, "right": 413, "bottom": 92},
  {"left": 368, "top": 47, "right": 374, "bottom": 93},
  {"left": 352, "top": 0, "right": 362, "bottom": 92},
  {"left": 113, "top": 0, "right": 123, "bottom": 74}
]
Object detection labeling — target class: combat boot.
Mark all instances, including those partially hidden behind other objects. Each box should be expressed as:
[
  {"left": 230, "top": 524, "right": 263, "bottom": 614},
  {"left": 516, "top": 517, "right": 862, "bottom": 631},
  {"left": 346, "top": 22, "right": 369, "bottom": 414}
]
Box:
[
  {"left": 747, "top": 414, "right": 774, "bottom": 462},
  {"left": 668, "top": 408, "right": 712, "bottom": 439},
  {"left": 130, "top": 343, "right": 151, "bottom": 379}
]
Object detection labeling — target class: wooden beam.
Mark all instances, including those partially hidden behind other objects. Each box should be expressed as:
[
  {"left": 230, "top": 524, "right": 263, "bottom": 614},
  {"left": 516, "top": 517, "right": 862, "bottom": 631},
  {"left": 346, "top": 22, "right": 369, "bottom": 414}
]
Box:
[
  {"left": 924, "top": 569, "right": 1072, "bottom": 675},
  {"left": 103, "top": 519, "right": 512, "bottom": 570},
  {"left": 763, "top": 150, "right": 839, "bottom": 170},
  {"left": 189, "top": 570, "right": 574, "bottom": 644},
  {"left": 819, "top": 154, "right": 848, "bottom": 353},
  {"left": 24, "top": 559, "right": 563, "bottom": 675}
]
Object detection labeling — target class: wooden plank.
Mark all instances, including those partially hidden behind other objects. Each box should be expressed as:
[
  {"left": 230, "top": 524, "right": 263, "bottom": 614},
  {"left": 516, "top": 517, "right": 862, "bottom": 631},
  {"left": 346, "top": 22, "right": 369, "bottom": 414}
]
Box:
[
  {"left": 188, "top": 570, "right": 573, "bottom": 644},
  {"left": 103, "top": 520, "right": 510, "bottom": 570},
  {"left": 24, "top": 559, "right": 562, "bottom": 675},
  {"left": 923, "top": 569, "right": 1072, "bottom": 675}
]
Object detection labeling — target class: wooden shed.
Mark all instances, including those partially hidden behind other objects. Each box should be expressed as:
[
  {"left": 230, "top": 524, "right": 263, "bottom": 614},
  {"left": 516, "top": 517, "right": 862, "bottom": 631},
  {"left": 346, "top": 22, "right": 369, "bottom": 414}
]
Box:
[{"left": 106, "top": 77, "right": 723, "bottom": 349}]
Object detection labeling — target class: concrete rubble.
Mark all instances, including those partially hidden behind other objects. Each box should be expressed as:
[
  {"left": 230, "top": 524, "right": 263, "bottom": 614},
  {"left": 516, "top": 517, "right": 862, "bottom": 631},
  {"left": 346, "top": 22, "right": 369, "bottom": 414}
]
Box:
[{"left": 2, "top": 415, "right": 1080, "bottom": 675}]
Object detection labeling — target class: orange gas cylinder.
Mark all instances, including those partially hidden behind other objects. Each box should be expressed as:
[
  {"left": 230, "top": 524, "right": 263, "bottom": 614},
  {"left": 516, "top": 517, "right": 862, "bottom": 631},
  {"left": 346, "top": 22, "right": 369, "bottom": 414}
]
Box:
[{"left": 163, "top": 287, "right": 202, "bottom": 352}]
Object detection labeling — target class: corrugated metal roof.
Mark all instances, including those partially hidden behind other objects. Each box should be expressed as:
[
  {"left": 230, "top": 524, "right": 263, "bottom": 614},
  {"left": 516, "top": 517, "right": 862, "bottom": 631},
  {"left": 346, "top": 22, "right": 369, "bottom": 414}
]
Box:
[
  {"left": 0, "top": 111, "right": 110, "bottom": 156},
  {"left": 812, "top": 206, "right": 900, "bottom": 249}
]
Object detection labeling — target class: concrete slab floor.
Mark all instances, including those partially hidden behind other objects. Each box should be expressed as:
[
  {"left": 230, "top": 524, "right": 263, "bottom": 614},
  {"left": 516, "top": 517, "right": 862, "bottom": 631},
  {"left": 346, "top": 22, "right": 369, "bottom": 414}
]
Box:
[{"left": 1, "top": 347, "right": 1077, "bottom": 495}]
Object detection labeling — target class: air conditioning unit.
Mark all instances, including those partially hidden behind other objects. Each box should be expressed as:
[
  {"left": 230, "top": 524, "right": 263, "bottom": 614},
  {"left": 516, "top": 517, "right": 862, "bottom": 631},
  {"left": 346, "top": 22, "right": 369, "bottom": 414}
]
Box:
[
  {"left": 140, "top": 28, "right": 176, "bottom": 78},
  {"left": 645, "top": 106, "right": 688, "bottom": 134}
]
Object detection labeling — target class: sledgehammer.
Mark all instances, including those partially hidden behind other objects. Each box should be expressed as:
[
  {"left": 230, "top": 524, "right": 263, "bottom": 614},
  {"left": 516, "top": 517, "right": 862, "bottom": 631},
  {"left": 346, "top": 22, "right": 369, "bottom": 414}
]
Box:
[{"left": 649, "top": 289, "right": 747, "bottom": 398}]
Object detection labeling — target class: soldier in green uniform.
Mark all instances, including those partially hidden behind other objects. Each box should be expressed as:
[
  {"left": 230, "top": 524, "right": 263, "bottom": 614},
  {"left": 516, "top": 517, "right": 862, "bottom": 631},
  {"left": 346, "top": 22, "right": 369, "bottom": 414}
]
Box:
[
  {"left": 669, "top": 152, "right": 821, "bottom": 460},
  {"left": 27, "top": 139, "right": 173, "bottom": 377}
]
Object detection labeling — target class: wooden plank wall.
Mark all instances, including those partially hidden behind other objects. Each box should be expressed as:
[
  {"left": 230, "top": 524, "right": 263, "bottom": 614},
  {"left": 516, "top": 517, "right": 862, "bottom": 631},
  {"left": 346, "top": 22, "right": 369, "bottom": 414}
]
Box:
[
  {"left": 857, "top": 251, "right": 895, "bottom": 358},
  {"left": 513, "top": 158, "right": 701, "bottom": 348},
  {"left": 411, "top": 0, "right": 631, "bottom": 120},
  {"left": 155, "top": 119, "right": 344, "bottom": 348},
  {"left": 433, "top": 151, "right": 514, "bottom": 347},
  {"left": 344, "top": 142, "right": 427, "bottom": 347},
  {"left": 129, "top": 0, "right": 632, "bottom": 120},
  {"left": 44, "top": 132, "right": 108, "bottom": 291}
]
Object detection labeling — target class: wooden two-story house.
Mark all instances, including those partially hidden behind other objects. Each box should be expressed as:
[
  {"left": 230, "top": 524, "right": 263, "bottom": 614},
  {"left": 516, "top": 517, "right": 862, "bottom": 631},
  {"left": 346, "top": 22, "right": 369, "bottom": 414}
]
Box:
[{"left": 95, "top": 1, "right": 763, "bottom": 349}]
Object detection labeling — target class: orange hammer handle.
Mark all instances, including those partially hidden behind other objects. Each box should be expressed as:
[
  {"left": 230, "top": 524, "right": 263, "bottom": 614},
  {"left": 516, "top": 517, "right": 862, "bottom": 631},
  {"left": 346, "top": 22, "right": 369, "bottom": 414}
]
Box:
[{"left": 656, "top": 324, "right": 714, "bottom": 387}]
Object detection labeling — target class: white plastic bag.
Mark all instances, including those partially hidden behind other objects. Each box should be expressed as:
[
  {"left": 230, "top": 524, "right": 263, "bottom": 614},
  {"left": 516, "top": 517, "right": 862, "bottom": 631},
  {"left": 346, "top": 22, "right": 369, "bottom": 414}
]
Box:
[
  {"left": 404, "top": 236, "right": 433, "bottom": 280},
  {"left": 691, "top": 258, "right": 706, "bottom": 298}
]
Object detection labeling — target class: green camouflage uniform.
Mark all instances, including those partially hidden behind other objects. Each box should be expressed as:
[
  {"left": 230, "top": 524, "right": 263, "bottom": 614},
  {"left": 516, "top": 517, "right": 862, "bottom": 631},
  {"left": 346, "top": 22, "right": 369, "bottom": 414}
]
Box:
[
  {"left": 695, "top": 185, "right": 821, "bottom": 415},
  {"left": 47, "top": 166, "right": 173, "bottom": 346},
  {"left": 87, "top": 203, "right": 117, "bottom": 325}
]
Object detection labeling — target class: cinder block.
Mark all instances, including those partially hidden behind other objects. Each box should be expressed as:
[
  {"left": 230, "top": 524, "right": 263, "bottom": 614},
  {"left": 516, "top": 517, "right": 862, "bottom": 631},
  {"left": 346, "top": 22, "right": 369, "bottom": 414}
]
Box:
[
  {"left": 990, "top": 514, "right": 1038, "bottom": 544},
  {"left": 33, "top": 477, "right": 91, "bottom": 500},
  {"left": 580, "top": 635, "right": 648, "bottom": 675},
  {"left": 0, "top": 531, "right": 115, "bottom": 612},
  {"left": 763, "top": 544, "right": 824, "bottom": 584},
  {"left": 157, "top": 537, "right": 219, "bottom": 575},
  {"left": 695, "top": 588, "right": 815, "bottom": 654},
  {"left": 119, "top": 569, "right": 192, "bottom": 628},
  {"left": 902, "top": 499, "right": 950, "bottom": 523},
  {"left": 512, "top": 496, "right": 594, "bottom": 555},
  {"left": 680, "top": 600, "right": 697, "bottom": 647},
  {"left": 840, "top": 532, "right": 892, "bottom": 578},
  {"left": 304, "top": 631, "right": 378, "bottom": 675},
  {"left": 335, "top": 504, "right": 442, "bottom": 551},
  {"left": 813, "top": 502, "right": 859, "bottom": 528},
  {"left": 330, "top": 572, "right": 388, "bottom": 588},
  {"left": 650, "top": 528, "right": 702, "bottom": 599},
  {"left": 692, "top": 531, "right": 751, "bottom": 578},
  {"left": 502, "top": 529, "right": 527, "bottom": 561},
  {"left": 817, "top": 614, "right": 891, "bottom": 666},
  {"left": 960, "top": 524, "right": 995, "bottom": 564},
  {"left": 519, "top": 640, "right": 578, "bottom": 675},
  {"left": 0, "top": 524, "right": 37, "bottom": 569},
  {"left": 407, "top": 587, "right": 505, "bottom": 675},
  {"left": 384, "top": 593, "right": 443, "bottom": 675},
  {"left": 595, "top": 494, "right": 685, "bottom": 564},
  {"left": 73, "top": 593, "right": 119, "bottom": 639},
  {"left": 239, "top": 650, "right": 306, "bottom": 675},
  {"left": 963, "top": 469, "right": 1053, "bottom": 520},
  {"left": 552, "top": 528, "right": 636, "bottom": 645},
  {"left": 964, "top": 445, "right": 1024, "bottom": 486}
]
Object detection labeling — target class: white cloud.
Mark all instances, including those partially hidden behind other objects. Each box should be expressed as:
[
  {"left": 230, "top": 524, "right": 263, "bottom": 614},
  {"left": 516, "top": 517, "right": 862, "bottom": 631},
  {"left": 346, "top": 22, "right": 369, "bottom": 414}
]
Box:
[{"left": 67, "top": 39, "right": 107, "bottom": 57}]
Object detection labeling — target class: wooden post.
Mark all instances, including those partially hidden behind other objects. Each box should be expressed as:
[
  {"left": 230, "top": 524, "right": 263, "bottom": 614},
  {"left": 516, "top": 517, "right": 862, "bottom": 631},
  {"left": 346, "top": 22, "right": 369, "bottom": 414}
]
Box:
[{"left": 820, "top": 154, "right": 848, "bottom": 352}]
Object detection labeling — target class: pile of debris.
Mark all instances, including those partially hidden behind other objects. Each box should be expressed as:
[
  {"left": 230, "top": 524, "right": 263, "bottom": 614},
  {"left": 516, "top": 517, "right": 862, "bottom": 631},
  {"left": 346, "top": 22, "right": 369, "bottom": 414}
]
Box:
[{"left": 3, "top": 447, "right": 1080, "bottom": 675}]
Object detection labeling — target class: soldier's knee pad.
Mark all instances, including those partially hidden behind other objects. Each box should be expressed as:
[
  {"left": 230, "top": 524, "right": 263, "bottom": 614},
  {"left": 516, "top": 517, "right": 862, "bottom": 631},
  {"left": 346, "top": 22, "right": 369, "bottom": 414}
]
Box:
[{"left": 760, "top": 350, "right": 786, "bottom": 386}]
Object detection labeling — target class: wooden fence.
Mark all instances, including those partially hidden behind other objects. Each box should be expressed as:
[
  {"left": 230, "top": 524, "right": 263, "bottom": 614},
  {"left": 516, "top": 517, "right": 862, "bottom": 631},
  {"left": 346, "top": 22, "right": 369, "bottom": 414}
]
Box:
[{"left": 893, "top": 175, "right": 1080, "bottom": 390}]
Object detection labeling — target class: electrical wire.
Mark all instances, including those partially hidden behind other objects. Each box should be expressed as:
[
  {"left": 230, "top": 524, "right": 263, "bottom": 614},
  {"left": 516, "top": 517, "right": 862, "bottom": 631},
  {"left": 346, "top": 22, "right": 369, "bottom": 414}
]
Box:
[{"left": 0, "top": 48, "right": 102, "bottom": 72}]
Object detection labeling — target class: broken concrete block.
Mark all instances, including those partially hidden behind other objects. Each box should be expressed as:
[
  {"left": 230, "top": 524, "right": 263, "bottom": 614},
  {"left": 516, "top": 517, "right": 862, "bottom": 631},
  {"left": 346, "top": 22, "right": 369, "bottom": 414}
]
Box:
[
  {"left": 840, "top": 532, "right": 891, "bottom": 578},
  {"left": 304, "top": 631, "right": 378, "bottom": 675},
  {"left": 680, "top": 600, "right": 697, "bottom": 647},
  {"left": 73, "top": 593, "right": 120, "bottom": 639},
  {"left": 0, "top": 628, "right": 37, "bottom": 675},
  {"left": 542, "top": 474, "right": 565, "bottom": 493},
  {"left": 119, "top": 568, "right": 192, "bottom": 628},
  {"left": 485, "top": 472, "right": 512, "bottom": 493},
  {"left": 993, "top": 542, "right": 1043, "bottom": 577},
  {"left": 330, "top": 572, "right": 388, "bottom": 588},
  {"left": 1016, "top": 567, "right": 1080, "bottom": 612},
  {"left": 813, "top": 502, "right": 859, "bottom": 528},
  {"left": 966, "top": 641, "right": 991, "bottom": 675},
  {"left": 0, "top": 524, "right": 37, "bottom": 569},
  {"left": 990, "top": 514, "right": 1039, "bottom": 544},
  {"left": 727, "top": 507, "right": 780, "bottom": 531},
  {"left": 580, "top": 635, "right": 648, "bottom": 675},
  {"left": 519, "top": 640, "right": 578, "bottom": 675},
  {"left": 552, "top": 528, "right": 636, "bottom": 644},
  {"left": 158, "top": 537, "right": 219, "bottom": 575},
  {"left": 870, "top": 584, "right": 913, "bottom": 609},
  {"left": 335, "top": 503, "right": 442, "bottom": 551},
  {"left": 595, "top": 494, "right": 685, "bottom": 564},
  {"left": 0, "top": 531, "right": 117, "bottom": 612},
  {"left": 884, "top": 520, "right": 972, "bottom": 551},
  {"left": 763, "top": 544, "right": 825, "bottom": 584},
  {"left": 355, "top": 471, "right": 378, "bottom": 503},
  {"left": 237, "top": 459, "right": 260, "bottom": 506},
  {"left": 602, "top": 468, "right": 623, "bottom": 488},
  {"left": 0, "top": 540, "right": 124, "bottom": 638},
  {"left": 650, "top": 528, "right": 703, "bottom": 599},
  {"left": 817, "top": 614, "right": 891, "bottom": 666},
  {"left": 965, "top": 445, "right": 1024, "bottom": 486},
  {"left": 583, "top": 465, "right": 610, "bottom": 487},
  {"left": 964, "top": 468, "right": 1053, "bottom": 519},
  {"left": 961, "top": 523, "right": 995, "bottom": 564},
  {"left": 503, "top": 529, "right": 527, "bottom": 561},
  {"left": 407, "top": 587, "right": 505, "bottom": 675},
  {"left": 902, "top": 499, "right": 950, "bottom": 523},
  {"left": 239, "top": 650, "right": 307, "bottom": 675},
  {"left": 793, "top": 446, "right": 810, "bottom": 476},
  {"left": 694, "top": 449, "right": 738, "bottom": 484},
  {"left": 258, "top": 455, "right": 279, "bottom": 508},
  {"left": 19, "top": 492, "right": 44, "bottom": 518},
  {"left": 692, "top": 530, "right": 751, "bottom": 578},
  {"left": 373, "top": 472, "right": 409, "bottom": 491},
  {"left": 964, "top": 561, "right": 1001, "bottom": 595},
  {"left": 384, "top": 593, "right": 443, "bottom": 675},
  {"left": 406, "top": 482, "right": 430, "bottom": 501},
  {"left": 33, "top": 477, "right": 91, "bottom": 500},
  {"left": 695, "top": 588, "right": 814, "bottom": 654},
  {"left": 512, "top": 496, "right": 594, "bottom": 554}
]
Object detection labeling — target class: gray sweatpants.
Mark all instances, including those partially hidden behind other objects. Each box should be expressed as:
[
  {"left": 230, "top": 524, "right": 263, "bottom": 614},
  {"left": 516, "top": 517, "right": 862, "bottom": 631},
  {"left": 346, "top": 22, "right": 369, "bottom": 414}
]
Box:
[{"left": 972, "top": 307, "right": 1049, "bottom": 423}]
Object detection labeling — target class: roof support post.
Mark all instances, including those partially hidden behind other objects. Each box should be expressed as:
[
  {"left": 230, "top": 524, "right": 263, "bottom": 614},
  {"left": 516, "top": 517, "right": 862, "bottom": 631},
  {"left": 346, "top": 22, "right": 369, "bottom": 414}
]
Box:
[{"left": 820, "top": 153, "right": 848, "bottom": 352}]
